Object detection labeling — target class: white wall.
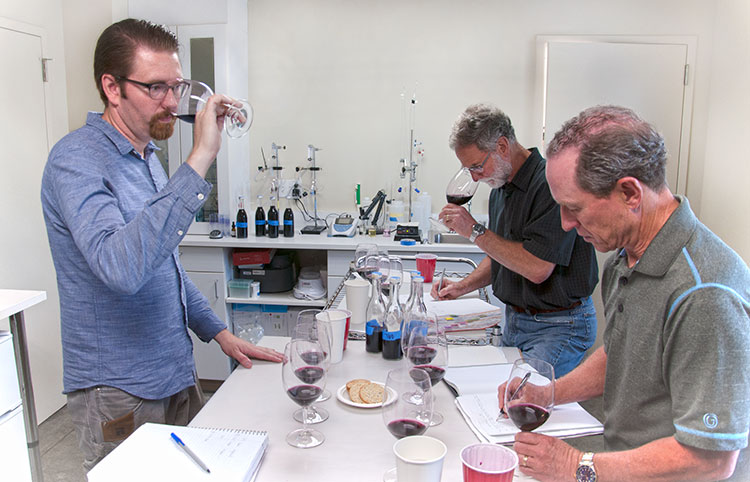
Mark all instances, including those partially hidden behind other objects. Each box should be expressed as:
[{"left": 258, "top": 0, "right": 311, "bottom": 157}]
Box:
[{"left": 0, "top": 0, "right": 70, "bottom": 420}]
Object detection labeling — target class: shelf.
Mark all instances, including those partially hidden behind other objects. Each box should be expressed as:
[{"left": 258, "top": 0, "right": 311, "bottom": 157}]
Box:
[{"left": 226, "top": 291, "right": 327, "bottom": 307}]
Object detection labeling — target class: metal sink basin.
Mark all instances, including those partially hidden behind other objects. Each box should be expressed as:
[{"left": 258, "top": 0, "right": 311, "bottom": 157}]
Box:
[{"left": 433, "top": 232, "right": 473, "bottom": 244}]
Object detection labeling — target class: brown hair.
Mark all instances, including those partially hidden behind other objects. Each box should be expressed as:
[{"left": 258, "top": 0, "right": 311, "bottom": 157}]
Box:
[{"left": 93, "top": 18, "right": 179, "bottom": 106}]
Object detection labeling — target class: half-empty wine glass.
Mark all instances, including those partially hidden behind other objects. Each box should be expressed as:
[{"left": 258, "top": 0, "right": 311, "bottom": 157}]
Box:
[
  {"left": 382, "top": 366, "right": 433, "bottom": 481},
  {"left": 405, "top": 313, "right": 448, "bottom": 426},
  {"left": 282, "top": 340, "right": 327, "bottom": 448},
  {"left": 174, "top": 79, "right": 253, "bottom": 138},
  {"left": 504, "top": 357, "right": 555, "bottom": 432},
  {"left": 445, "top": 167, "right": 479, "bottom": 206},
  {"left": 291, "top": 310, "right": 331, "bottom": 424}
]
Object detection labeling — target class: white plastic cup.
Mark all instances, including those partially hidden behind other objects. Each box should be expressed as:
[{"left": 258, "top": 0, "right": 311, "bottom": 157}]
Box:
[
  {"left": 460, "top": 443, "right": 518, "bottom": 482},
  {"left": 316, "top": 310, "right": 347, "bottom": 363},
  {"left": 393, "top": 435, "right": 447, "bottom": 482},
  {"left": 344, "top": 278, "right": 370, "bottom": 329}
]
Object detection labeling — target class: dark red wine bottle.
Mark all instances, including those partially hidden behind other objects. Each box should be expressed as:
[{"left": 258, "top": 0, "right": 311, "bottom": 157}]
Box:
[
  {"left": 267, "top": 205, "right": 279, "bottom": 238},
  {"left": 283, "top": 207, "right": 294, "bottom": 237},
  {"left": 255, "top": 204, "right": 266, "bottom": 236},
  {"left": 236, "top": 196, "right": 248, "bottom": 238}
]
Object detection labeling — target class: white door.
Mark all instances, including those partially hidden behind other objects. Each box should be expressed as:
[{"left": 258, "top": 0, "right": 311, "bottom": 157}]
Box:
[
  {"left": 537, "top": 36, "right": 696, "bottom": 194},
  {"left": 0, "top": 19, "right": 65, "bottom": 420}
]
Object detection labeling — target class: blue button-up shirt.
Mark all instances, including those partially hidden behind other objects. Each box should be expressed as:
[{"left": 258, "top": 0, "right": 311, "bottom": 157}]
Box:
[{"left": 41, "top": 112, "right": 226, "bottom": 399}]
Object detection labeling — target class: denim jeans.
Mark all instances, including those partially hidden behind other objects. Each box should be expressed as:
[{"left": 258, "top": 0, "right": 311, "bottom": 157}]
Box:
[
  {"left": 502, "top": 296, "right": 597, "bottom": 377},
  {"left": 67, "top": 384, "right": 204, "bottom": 472}
]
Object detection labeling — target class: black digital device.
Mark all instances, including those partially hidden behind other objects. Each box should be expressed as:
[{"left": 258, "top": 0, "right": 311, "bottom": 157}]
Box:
[{"left": 394, "top": 224, "right": 421, "bottom": 242}]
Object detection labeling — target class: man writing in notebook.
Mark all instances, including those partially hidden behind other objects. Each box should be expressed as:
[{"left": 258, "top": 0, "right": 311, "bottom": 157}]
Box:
[
  {"left": 434, "top": 104, "right": 599, "bottom": 377},
  {"left": 505, "top": 105, "right": 750, "bottom": 481},
  {"left": 41, "top": 19, "right": 283, "bottom": 471}
]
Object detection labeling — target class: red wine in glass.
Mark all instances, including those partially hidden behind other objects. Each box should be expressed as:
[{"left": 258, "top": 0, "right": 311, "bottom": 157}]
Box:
[
  {"left": 176, "top": 114, "right": 196, "bottom": 124},
  {"left": 294, "top": 366, "right": 325, "bottom": 384},
  {"left": 299, "top": 350, "right": 325, "bottom": 365},
  {"left": 414, "top": 365, "right": 445, "bottom": 387},
  {"left": 446, "top": 194, "right": 473, "bottom": 206},
  {"left": 387, "top": 418, "right": 428, "bottom": 439},
  {"left": 286, "top": 385, "right": 323, "bottom": 407},
  {"left": 507, "top": 403, "right": 550, "bottom": 431},
  {"left": 407, "top": 345, "right": 437, "bottom": 365}
]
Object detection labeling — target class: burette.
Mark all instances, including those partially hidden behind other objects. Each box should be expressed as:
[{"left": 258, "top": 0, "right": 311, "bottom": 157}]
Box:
[{"left": 399, "top": 87, "right": 420, "bottom": 221}]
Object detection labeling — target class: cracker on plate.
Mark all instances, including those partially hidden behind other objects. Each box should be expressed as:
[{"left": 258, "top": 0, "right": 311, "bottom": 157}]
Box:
[
  {"left": 347, "top": 380, "right": 369, "bottom": 403},
  {"left": 360, "top": 382, "right": 385, "bottom": 404}
]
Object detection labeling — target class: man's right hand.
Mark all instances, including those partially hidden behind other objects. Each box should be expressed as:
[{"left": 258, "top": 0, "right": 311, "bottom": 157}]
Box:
[
  {"left": 430, "top": 278, "right": 465, "bottom": 300},
  {"left": 185, "top": 93, "right": 237, "bottom": 178}
]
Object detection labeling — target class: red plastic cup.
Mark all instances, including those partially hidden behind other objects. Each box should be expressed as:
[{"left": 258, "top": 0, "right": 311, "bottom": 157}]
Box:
[
  {"left": 461, "top": 444, "right": 518, "bottom": 482},
  {"left": 415, "top": 253, "right": 438, "bottom": 283}
]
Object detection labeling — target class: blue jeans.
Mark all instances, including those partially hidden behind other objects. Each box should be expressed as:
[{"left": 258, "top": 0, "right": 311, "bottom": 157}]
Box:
[{"left": 502, "top": 297, "right": 597, "bottom": 377}]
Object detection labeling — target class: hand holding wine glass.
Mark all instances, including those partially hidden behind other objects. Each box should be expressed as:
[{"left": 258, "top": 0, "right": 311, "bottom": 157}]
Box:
[
  {"left": 445, "top": 167, "right": 479, "bottom": 206},
  {"left": 175, "top": 79, "right": 253, "bottom": 138},
  {"left": 503, "top": 358, "right": 555, "bottom": 432}
]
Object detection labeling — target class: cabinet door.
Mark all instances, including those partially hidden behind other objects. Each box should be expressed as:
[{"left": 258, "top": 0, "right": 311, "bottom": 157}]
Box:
[{"left": 186, "top": 271, "right": 232, "bottom": 381}]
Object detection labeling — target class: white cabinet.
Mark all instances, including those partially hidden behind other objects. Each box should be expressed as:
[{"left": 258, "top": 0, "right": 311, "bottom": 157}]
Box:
[
  {"left": 0, "top": 333, "right": 31, "bottom": 482},
  {"left": 180, "top": 247, "right": 233, "bottom": 381}
]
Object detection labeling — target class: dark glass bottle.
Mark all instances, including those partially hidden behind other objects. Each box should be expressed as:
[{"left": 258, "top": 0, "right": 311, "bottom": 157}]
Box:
[
  {"left": 236, "top": 196, "right": 248, "bottom": 238},
  {"left": 382, "top": 276, "right": 404, "bottom": 360},
  {"left": 255, "top": 197, "right": 266, "bottom": 237},
  {"left": 267, "top": 205, "right": 279, "bottom": 238},
  {"left": 283, "top": 207, "right": 294, "bottom": 237}
]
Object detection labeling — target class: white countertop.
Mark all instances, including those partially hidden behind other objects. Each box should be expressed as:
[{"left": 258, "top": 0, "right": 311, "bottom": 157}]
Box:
[
  {"left": 180, "top": 232, "right": 482, "bottom": 253},
  {"left": 190, "top": 336, "right": 521, "bottom": 482},
  {"left": 0, "top": 290, "right": 46, "bottom": 319}
]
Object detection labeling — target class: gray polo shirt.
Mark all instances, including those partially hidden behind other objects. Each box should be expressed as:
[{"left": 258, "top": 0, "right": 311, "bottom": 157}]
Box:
[{"left": 602, "top": 196, "right": 750, "bottom": 457}]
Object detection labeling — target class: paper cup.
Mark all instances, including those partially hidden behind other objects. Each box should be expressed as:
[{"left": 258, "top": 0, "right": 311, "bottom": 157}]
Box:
[
  {"left": 461, "top": 444, "right": 518, "bottom": 482},
  {"left": 344, "top": 278, "right": 370, "bottom": 330},
  {"left": 316, "top": 310, "right": 348, "bottom": 363},
  {"left": 394, "top": 435, "right": 447, "bottom": 482},
  {"left": 415, "top": 253, "right": 437, "bottom": 283}
]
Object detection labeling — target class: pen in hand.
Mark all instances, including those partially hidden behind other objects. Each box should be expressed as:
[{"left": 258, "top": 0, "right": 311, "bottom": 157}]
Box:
[
  {"left": 437, "top": 268, "right": 446, "bottom": 297},
  {"left": 496, "top": 372, "right": 532, "bottom": 422},
  {"left": 171, "top": 432, "right": 211, "bottom": 474}
]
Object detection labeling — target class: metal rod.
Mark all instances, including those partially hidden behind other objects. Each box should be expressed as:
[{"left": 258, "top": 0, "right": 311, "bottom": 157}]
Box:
[{"left": 9, "top": 310, "right": 44, "bottom": 482}]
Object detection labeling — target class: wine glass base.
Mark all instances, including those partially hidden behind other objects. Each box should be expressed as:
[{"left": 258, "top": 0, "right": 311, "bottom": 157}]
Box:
[
  {"left": 286, "top": 427, "right": 325, "bottom": 448},
  {"left": 429, "top": 411, "right": 444, "bottom": 426},
  {"left": 318, "top": 388, "right": 331, "bottom": 402},
  {"left": 383, "top": 467, "right": 397, "bottom": 482},
  {"left": 293, "top": 406, "right": 329, "bottom": 424}
]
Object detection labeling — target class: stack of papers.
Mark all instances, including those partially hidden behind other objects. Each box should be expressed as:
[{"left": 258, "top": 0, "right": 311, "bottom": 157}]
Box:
[{"left": 445, "top": 364, "right": 603, "bottom": 444}]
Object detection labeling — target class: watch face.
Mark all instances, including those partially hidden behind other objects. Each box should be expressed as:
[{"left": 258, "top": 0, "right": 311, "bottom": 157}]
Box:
[{"left": 576, "top": 465, "right": 596, "bottom": 482}]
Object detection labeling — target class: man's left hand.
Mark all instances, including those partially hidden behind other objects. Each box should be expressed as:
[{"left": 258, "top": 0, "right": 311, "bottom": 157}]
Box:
[
  {"left": 438, "top": 204, "right": 476, "bottom": 239},
  {"left": 513, "top": 431, "right": 580, "bottom": 481},
  {"left": 214, "top": 329, "right": 284, "bottom": 368}
]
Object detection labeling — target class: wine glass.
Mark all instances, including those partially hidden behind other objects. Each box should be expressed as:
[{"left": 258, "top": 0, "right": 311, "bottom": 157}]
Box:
[
  {"left": 404, "top": 314, "right": 448, "bottom": 426},
  {"left": 445, "top": 167, "right": 479, "bottom": 206},
  {"left": 354, "top": 243, "right": 378, "bottom": 276},
  {"left": 504, "top": 358, "right": 555, "bottom": 432},
  {"left": 174, "top": 79, "right": 253, "bottom": 138},
  {"left": 291, "top": 310, "right": 331, "bottom": 424},
  {"left": 382, "top": 367, "right": 433, "bottom": 481},
  {"left": 282, "top": 340, "right": 327, "bottom": 448}
]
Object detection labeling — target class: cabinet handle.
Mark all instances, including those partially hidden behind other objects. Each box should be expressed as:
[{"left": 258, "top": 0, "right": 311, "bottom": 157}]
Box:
[{"left": 214, "top": 280, "right": 219, "bottom": 300}]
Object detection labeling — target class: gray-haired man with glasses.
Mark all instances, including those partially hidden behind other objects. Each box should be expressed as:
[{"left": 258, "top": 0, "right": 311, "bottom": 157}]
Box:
[
  {"left": 433, "top": 103, "right": 599, "bottom": 377},
  {"left": 41, "top": 18, "right": 282, "bottom": 471}
]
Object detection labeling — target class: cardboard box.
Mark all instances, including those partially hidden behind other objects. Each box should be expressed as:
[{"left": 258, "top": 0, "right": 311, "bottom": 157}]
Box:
[{"left": 232, "top": 248, "right": 275, "bottom": 266}]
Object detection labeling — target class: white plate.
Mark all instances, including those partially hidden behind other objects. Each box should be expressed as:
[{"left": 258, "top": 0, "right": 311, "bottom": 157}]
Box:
[{"left": 336, "top": 382, "right": 397, "bottom": 409}]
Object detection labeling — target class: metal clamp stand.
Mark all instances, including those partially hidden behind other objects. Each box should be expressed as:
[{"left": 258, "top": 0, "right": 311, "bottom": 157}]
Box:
[{"left": 300, "top": 145, "right": 326, "bottom": 234}]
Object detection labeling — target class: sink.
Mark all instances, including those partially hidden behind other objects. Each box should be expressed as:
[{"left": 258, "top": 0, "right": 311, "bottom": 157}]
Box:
[{"left": 433, "top": 232, "right": 473, "bottom": 244}]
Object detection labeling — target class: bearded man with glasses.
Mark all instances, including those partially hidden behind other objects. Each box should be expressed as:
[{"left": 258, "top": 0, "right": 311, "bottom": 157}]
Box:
[
  {"left": 433, "top": 104, "right": 598, "bottom": 377},
  {"left": 41, "top": 18, "right": 282, "bottom": 471}
]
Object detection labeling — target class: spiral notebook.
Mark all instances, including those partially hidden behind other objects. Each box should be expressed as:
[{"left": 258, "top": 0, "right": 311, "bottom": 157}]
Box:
[{"left": 87, "top": 423, "right": 268, "bottom": 482}]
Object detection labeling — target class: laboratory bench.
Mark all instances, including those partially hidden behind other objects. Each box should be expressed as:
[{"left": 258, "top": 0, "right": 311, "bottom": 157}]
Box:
[{"left": 179, "top": 233, "right": 486, "bottom": 383}]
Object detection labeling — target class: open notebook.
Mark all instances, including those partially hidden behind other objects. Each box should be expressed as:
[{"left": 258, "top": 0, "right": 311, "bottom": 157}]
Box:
[
  {"left": 445, "top": 364, "right": 603, "bottom": 444},
  {"left": 87, "top": 423, "right": 268, "bottom": 482}
]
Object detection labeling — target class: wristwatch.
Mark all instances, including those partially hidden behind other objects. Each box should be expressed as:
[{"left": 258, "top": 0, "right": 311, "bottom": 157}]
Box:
[
  {"left": 575, "top": 452, "right": 597, "bottom": 482},
  {"left": 469, "top": 223, "right": 486, "bottom": 242}
]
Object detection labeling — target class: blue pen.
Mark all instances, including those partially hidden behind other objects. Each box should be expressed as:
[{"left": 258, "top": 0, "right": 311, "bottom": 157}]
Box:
[{"left": 171, "top": 432, "right": 211, "bottom": 473}]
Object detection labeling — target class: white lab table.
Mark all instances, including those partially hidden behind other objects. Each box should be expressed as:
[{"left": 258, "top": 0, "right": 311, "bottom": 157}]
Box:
[
  {"left": 189, "top": 336, "right": 520, "bottom": 481},
  {"left": 0, "top": 289, "right": 47, "bottom": 482}
]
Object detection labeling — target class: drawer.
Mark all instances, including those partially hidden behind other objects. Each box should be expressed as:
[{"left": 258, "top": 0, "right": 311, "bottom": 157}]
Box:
[
  {"left": 0, "top": 333, "right": 21, "bottom": 413},
  {"left": 327, "top": 250, "right": 355, "bottom": 277},
  {"left": 0, "top": 406, "right": 32, "bottom": 482},
  {"left": 179, "top": 247, "right": 227, "bottom": 272}
]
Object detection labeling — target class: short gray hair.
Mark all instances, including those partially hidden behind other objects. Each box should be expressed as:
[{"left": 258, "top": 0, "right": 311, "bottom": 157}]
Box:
[
  {"left": 449, "top": 104, "right": 516, "bottom": 152},
  {"left": 546, "top": 105, "right": 668, "bottom": 197}
]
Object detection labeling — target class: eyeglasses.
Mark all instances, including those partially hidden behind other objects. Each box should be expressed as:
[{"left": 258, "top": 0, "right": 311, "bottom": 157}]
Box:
[
  {"left": 116, "top": 77, "right": 190, "bottom": 100},
  {"left": 467, "top": 150, "right": 492, "bottom": 173}
]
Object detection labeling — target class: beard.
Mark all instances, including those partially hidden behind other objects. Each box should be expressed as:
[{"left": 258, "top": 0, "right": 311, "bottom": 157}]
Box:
[
  {"left": 483, "top": 157, "right": 514, "bottom": 189},
  {"left": 149, "top": 110, "right": 176, "bottom": 140}
]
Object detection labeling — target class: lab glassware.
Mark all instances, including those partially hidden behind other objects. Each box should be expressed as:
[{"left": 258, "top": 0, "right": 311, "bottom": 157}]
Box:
[
  {"left": 504, "top": 358, "right": 555, "bottom": 432},
  {"left": 282, "top": 340, "right": 327, "bottom": 448},
  {"left": 445, "top": 167, "right": 478, "bottom": 206}
]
